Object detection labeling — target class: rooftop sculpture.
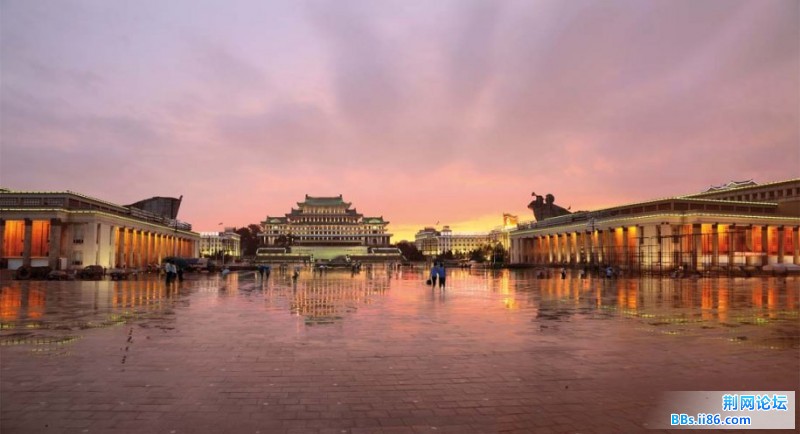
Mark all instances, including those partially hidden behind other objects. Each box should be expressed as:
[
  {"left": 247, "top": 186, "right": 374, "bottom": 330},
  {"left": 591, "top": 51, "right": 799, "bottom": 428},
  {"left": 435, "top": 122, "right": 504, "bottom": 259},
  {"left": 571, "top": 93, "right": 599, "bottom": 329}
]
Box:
[{"left": 527, "top": 192, "right": 571, "bottom": 222}]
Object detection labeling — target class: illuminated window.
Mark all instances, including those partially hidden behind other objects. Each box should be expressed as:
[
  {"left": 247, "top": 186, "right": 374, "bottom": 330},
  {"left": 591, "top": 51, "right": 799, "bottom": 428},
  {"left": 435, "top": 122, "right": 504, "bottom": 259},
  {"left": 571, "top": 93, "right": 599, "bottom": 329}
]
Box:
[
  {"left": 31, "top": 220, "right": 50, "bottom": 256},
  {"left": 3, "top": 221, "right": 24, "bottom": 256}
]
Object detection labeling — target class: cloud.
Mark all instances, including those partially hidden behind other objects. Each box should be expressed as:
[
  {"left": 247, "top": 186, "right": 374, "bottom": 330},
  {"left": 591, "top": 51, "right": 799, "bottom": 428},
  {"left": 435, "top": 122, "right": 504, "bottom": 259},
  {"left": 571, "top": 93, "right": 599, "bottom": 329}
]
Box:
[{"left": 0, "top": 0, "right": 797, "bottom": 234}]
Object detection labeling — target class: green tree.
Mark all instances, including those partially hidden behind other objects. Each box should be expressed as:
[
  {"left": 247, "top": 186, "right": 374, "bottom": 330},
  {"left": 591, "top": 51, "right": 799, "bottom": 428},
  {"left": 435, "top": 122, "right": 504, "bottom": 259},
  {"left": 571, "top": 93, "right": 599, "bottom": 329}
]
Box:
[
  {"left": 490, "top": 243, "right": 507, "bottom": 264},
  {"left": 469, "top": 247, "right": 487, "bottom": 263},
  {"left": 437, "top": 250, "right": 455, "bottom": 261},
  {"left": 234, "top": 224, "right": 264, "bottom": 256},
  {"left": 275, "top": 234, "right": 295, "bottom": 247},
  {"left": 395, "top": 241, "right": 425, "bottom": 261}
]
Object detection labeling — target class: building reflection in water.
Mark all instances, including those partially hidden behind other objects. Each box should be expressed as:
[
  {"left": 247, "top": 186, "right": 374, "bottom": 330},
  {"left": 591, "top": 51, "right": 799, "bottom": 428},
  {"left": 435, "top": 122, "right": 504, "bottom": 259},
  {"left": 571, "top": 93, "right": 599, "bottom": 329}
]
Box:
[
  {"left": 281, "top": 272, "right": 390, "bottom": 325},
  {"left": 1, "top": 271, "right": 797, "bottom": 348},
  {"left": 0, "top": 277, "right": 181, "bottom": 331}
]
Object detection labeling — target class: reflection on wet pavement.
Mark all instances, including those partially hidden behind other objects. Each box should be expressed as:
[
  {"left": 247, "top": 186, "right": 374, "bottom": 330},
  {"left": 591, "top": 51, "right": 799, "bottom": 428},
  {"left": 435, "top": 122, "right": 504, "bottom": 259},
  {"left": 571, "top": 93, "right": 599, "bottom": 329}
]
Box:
[{"left": 1, "top": 268, "right": 797, "bottom": 432}]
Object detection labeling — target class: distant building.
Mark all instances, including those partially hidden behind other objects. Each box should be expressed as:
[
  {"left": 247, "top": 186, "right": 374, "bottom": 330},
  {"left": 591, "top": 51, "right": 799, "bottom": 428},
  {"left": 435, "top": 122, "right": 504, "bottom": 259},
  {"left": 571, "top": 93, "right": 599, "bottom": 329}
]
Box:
[
  {"left": 199, "top": 228, "right": 241, "bottom": 258},
  {"left": 415, "top": 226, "right": 490, "bottom": 256},
  {"left": 259, "top": 195, "right": 392, "bottom": 261},
  {"left": 261, "top": 195, "right": 391, "bottom": 247},
  {"left": 414, "top": 214, "right": 518, "bottom": 257},
  {"left": 0, "top": 189, "right": 199, "bottom": 270},
  {"left": 509, "top": 179, "right": 800, "bottom": 271}
]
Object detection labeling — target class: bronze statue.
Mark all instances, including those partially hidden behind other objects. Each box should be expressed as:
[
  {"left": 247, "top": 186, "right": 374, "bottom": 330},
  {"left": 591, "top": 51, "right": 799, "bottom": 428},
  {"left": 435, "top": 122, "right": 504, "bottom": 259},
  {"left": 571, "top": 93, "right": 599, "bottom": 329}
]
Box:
[{"left": 528, "top": 192, "right": 571, "bottom": 222}]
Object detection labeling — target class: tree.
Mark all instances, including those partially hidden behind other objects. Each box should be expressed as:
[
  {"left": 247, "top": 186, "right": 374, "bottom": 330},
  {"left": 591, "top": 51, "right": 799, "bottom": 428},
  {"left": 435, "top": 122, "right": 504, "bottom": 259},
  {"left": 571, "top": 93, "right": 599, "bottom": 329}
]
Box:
[
  {"left": 469, "top": 247, "right": 487, "bottom": 263},
  {"left": 436, "top": 250, "right": 455, "bottom": 261},
  {"left": 395, "top": 241, "right": 425, "bottom": 261},
  {"left": 490, "top": 243, "right": 507, "bottom": 265},
  {"left": 275, "top": 234, "right": 295, "bottom": 247},
  {"left": 234, "top": 224, "right": 264, "bottom": 256}
]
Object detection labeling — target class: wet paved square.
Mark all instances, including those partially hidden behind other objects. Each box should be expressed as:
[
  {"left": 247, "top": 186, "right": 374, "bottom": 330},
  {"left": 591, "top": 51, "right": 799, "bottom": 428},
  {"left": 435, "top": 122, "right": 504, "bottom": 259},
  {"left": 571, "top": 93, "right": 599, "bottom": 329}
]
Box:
[{"left": 1, "top": 268, "right": 798, "bottom": 433}]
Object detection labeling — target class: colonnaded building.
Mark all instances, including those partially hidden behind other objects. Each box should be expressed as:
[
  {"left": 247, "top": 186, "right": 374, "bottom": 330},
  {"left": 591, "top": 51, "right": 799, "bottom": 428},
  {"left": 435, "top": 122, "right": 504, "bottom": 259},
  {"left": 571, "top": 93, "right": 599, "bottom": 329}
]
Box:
[
  {"left": 509, "top": 179, "right": 800, "bottom": 272},
  {"left": 258, "top": 195, "right": 394, "bottom": 261},
  {"left": 415, "top": 214, "right": 519, "bottom": 257},
  {"left": 199, "top": 228, "right": 241, "bottom": 259},
  {"left": 0, "top": 190, "right": 199, "bottom": 270}
]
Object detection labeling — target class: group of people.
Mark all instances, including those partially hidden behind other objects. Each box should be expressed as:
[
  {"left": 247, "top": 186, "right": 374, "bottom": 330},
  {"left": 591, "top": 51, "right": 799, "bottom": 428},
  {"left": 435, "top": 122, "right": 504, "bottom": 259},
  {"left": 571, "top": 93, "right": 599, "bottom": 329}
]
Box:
[{"left": 428, "top": 262, "right": 447, "bottom": 289}]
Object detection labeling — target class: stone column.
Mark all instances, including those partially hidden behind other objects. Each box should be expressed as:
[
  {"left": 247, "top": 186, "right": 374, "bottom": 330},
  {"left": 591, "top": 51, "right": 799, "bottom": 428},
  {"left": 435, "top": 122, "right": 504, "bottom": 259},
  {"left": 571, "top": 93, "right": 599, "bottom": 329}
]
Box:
[
  {"left": 84, "top": 222, "right": 97, "bottom": 266},
  {"left": 127, "top": 229, "right": 135, "bottom": 267},
  {"left": 608, "top": 228, "right": 617, "bottom": 266},
  {"left": 672, "top": 225, "right": 682, "bottom": 269},
  {"left": 655, "top": 224, "right": 663, "bottom": 271},
  {"left": 537, "top": 237, "right": 543, "bottom": 264},
  {"left": 793, "top": 227, "right": 799, "bottom": 265},
  {"left": 48, "top": 219, "right": 63, "bottom": 269},
  {"left": 692, "top": 224, "right": 702, "bottom": 270},
  {"left": 745, "top": 226, "right": 754, "bottom": 266},
  {"left": 597, "top": 230, "right": 605, "bottom": 264},
  {"left": 571, "top": 232, "right": 578, "bottom": 264},
  {"left": 622, "top": 227, "right": 629, "bottom": 270},
  {"left": 134, "top": 229, "right": 141, "bottom": 267},
  {"left": 777, "top": 226, "right": 785, "bottom": 264},
  {"left": 526, "top": 238, "right": 532, "bottom": 264},
  {"left": 711, "top": 224, "right": 719, "bottom": 268},
  {"left": 510, "top": 238, "right": 517, "bottom": 263},
  {"left": 760, "top": 225, "right": 769, "bottom": 266},
  {"left": 566, "top": 233, "right": 573, "bottom": 264},
  {"left": 556, "top": 234, "right": 563, "bottom": 263},
  {"left": 22, "top": 218, "right": 33, "bottom": 267},
  {"left": 727, "top": 225, "right": 736, "bottom": 270}
]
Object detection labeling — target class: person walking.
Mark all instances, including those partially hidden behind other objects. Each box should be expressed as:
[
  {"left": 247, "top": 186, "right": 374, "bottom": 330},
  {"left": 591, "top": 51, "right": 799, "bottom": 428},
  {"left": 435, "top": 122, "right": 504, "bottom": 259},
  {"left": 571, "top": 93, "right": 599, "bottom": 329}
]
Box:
[
  {"left": 436, "top": 262, "right": 446, "bottom": 289},
  {"left": 164, "top": 260, "right": 176, "bottom": 284},
  {"left": 429, "top": 262, "right": 438, "bottom": 288}
]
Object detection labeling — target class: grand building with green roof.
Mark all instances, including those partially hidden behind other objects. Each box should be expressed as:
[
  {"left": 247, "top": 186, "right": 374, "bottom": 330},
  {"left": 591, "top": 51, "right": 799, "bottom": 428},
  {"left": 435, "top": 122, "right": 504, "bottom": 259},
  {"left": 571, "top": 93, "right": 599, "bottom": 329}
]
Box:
[{"left": 259, "top": 195, "right": 392, "bottom": 255}]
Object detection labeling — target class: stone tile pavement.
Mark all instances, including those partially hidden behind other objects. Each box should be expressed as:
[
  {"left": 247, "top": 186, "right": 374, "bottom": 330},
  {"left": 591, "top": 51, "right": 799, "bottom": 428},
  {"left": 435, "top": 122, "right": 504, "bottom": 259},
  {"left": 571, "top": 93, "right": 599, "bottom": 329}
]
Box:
[{"left": 1, "top": 270, "right": 797, "bottom": 433}]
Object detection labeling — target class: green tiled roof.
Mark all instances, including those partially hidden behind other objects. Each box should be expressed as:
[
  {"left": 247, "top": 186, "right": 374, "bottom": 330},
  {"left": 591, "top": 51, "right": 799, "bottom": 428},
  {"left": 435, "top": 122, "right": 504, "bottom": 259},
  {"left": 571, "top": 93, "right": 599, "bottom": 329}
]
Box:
[
  {"left": 363, "top": 217, "right": 388, "bottom": 224},
  {"left": 298, "top": 194, "right": 351, "bottom": 207},
  {"left": 262, "top": 217, "right": 287, "bottom": 224}
]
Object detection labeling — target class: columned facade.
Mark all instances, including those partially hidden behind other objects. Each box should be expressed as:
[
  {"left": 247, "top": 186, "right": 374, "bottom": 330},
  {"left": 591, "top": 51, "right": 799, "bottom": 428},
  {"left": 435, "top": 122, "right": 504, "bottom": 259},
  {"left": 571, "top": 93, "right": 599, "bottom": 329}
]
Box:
[
  {"left": 0, "top": 191, "right": 200, "bottom": 270},
  {"left": 509, "top": 179, "right": 800, "bottom": 272}
]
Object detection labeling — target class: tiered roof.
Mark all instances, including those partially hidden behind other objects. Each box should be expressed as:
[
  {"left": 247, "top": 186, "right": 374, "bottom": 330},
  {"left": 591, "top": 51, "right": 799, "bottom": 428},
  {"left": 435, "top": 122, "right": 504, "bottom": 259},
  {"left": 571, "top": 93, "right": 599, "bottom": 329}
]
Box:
[{"left": 298, "top": 194, "right": 351, "bottom": 208}]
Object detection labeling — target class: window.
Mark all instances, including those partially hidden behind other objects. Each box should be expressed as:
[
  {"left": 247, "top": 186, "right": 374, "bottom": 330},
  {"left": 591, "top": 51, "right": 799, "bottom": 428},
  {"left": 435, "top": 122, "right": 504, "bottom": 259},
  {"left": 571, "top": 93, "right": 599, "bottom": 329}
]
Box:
[
  {"left": 72, "top": 250, "right": 83, "bottom": 266},
  {"left": 44, "top": 198, "right": 64, "bottom": 206},
  {"left": 73, "top": 224, "right": 85, "bottom": 244}
]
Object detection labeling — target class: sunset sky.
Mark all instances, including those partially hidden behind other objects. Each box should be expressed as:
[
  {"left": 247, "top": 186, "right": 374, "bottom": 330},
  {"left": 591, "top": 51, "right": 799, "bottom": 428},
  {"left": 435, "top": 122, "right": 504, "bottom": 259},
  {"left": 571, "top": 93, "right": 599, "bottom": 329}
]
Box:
[{"left": 1, "top": 0, "right": 798, "bottom": 242}]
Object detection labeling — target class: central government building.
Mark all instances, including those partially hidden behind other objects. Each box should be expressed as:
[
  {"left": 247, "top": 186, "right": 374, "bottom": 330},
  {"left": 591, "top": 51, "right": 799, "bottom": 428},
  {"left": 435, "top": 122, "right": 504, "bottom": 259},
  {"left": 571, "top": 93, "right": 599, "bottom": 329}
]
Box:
[
  {"left": 259, "top": 195, "right": 393, "bottom": 261},
  {"left": 509, "top": 179, "right": 800, "bottom": 273}
]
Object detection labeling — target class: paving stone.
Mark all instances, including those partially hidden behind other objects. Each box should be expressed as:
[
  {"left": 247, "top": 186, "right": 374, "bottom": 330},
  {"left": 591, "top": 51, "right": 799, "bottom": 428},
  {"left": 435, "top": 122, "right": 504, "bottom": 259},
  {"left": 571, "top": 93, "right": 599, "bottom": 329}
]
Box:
[{"left": 1, "top": 271, "right": 797, "bottom": 433}]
